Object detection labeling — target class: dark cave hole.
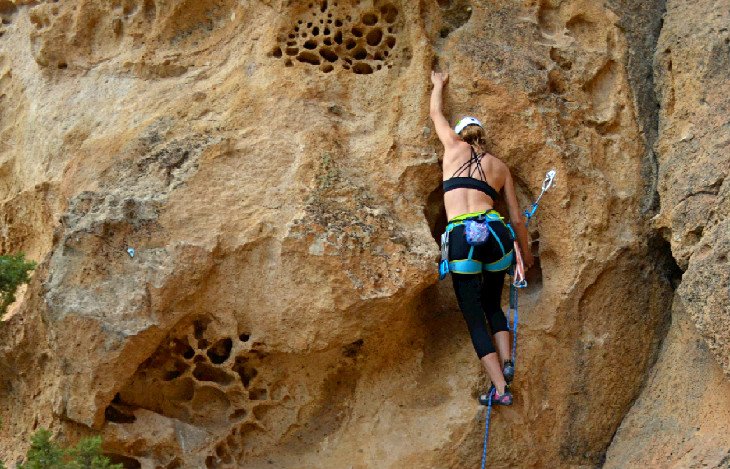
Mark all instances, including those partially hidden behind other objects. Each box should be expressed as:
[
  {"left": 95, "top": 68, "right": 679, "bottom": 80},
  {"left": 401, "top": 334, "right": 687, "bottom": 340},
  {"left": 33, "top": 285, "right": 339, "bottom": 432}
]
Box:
[
  {"left": 104, "top": 454, "right": 142, "bottom": 469},
  {"left": 105, "top": 404, "right": 137, "bottom": 424},
  {"left": 425, "top": 184, "right": 447, "bottom": 243},
  {"left": 648, "top": 232, "right": 683, "bottom": 289}
]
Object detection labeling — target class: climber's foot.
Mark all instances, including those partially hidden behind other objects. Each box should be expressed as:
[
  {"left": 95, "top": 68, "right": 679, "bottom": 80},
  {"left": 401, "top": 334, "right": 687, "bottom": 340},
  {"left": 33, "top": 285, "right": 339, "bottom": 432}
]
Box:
[{"left": 479, "top": 385, "right": 513, "bottom": 406}]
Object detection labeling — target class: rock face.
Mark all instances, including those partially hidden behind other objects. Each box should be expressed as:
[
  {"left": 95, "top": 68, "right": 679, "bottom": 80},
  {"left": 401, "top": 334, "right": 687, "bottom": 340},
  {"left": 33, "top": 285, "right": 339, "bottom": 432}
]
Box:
[
  {"left": 604, "top": 0, "right": 730, "bottom": 467},
  {"left": 0, "top": 0, "right": 725, "bottom": 468}
]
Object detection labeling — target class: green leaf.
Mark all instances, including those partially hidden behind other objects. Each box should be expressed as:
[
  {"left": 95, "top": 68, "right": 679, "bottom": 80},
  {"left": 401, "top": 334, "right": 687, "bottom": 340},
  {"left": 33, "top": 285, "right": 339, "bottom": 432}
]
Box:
[{"left": 0, "top": 253, "right": 37, "bottom": 318}]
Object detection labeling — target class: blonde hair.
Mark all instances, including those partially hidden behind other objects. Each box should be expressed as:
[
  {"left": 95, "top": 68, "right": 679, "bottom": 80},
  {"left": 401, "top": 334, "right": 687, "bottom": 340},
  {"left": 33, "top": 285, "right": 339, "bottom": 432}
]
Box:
[{"left": 459, "top": 124, "right": 488, "bottom": 154}]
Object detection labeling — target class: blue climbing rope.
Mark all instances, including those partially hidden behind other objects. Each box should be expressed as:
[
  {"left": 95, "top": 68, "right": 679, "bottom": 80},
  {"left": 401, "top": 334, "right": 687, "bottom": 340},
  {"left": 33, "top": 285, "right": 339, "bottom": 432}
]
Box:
[
  {"left": 480, "top": 387, "right": 494, "bottom": 469},
  {"left": 509, "top": 280, "right": 519, "bottom": 366}
]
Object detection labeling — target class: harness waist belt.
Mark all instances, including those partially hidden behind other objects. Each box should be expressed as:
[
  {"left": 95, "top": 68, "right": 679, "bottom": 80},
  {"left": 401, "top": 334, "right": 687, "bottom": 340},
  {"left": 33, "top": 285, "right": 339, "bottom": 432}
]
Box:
[
  {"left": 448, "top": 250, "right": 514, "bottom": 274},
  {"left": 442, "top": 210, "right": 515, "bottom": 275}
]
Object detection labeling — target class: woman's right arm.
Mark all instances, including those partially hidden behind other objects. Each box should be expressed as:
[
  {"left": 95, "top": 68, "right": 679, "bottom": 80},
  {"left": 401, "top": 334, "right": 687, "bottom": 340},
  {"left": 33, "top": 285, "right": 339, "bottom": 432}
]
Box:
[
  {"left": 429, "top": 71, "right": 459, "bottom": 150},
  {"left": 503, "top": 169, "right": 535, "bottom": 269}
]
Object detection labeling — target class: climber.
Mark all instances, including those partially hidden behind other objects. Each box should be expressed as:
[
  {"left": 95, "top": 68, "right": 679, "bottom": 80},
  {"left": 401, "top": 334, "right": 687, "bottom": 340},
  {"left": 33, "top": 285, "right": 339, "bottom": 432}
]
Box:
[{"left": 430, "top": 70, "right": 534, "bottom": 405}]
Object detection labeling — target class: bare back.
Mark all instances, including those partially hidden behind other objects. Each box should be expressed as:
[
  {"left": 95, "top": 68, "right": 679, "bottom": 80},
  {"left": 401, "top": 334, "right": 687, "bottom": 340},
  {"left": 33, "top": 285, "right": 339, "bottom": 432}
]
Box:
[{"left": 442, "top": 141, "right": 508, "bottom": 220}]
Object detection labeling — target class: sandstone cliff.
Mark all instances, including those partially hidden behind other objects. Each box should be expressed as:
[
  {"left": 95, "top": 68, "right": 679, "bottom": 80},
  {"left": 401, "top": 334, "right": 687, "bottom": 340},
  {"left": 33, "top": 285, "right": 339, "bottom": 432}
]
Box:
[
  {"left": 604, "top": 0, "right": 730, "bottom": 467},
  {"left": 0, "top": 0, "right": 727, "bottom": 468}
]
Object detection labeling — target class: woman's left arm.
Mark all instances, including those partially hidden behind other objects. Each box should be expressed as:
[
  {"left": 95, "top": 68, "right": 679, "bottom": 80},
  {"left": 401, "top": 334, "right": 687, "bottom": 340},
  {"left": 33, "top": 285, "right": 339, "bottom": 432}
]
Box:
[{"left": 429, "top": 71, "right": 460, "bottom": 150}]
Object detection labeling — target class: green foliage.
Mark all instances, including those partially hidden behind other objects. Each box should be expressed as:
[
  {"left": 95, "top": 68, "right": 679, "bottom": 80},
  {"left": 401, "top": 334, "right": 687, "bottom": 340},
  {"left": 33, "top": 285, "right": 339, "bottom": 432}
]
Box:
[
  {"left": 13, "top": 429, "right": 122, "bottom": 469},
  {"left": 0, "top": 253, "right": 36, "bottom": 317},
  {"left": 66, "top": 436, "right": 121, "bottom": 469},
  {"left": 17, "top": 429, "right": 65, "bottom": 469}
]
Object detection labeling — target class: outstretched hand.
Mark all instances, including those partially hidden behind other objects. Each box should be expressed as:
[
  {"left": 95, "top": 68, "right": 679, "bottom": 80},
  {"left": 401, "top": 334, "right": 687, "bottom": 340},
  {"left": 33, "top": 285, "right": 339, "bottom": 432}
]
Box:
[{"left": 431, "top": 70, "right": 449, "bottom": 87}]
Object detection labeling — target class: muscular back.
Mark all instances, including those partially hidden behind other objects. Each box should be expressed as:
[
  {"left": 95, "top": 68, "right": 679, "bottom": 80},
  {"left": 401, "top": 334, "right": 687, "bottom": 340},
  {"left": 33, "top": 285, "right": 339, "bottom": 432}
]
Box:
[{"left": 442, "top": 141, "right": 508, "bottom": 220}]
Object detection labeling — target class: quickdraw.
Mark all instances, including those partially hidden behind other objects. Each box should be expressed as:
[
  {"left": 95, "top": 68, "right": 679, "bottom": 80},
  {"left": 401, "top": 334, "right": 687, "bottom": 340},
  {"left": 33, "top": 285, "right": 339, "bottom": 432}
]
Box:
[{"left": 511, "top": 169, "right": 556, "bottom": 289}]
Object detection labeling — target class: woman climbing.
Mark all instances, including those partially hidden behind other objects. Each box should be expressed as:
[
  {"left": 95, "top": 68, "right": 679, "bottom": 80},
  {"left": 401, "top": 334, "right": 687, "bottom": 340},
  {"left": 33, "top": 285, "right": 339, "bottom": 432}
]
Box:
[{"left": 430, "top": 70, "right": 534, "bottom": 405}]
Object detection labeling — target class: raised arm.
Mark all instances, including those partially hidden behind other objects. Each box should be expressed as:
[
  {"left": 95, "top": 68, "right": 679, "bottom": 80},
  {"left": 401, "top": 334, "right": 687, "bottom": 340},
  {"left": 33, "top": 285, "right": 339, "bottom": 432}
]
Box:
[
  {"left": 429, "top": 71, "right": 460, "bottom": 150},
  {"left": 503, "top": 169, "right": 535, "bottom": 269}
]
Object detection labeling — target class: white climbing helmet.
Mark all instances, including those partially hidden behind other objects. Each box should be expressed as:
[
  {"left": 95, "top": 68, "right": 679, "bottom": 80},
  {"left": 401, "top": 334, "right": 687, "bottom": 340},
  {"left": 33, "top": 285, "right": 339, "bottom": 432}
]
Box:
[{"left": 454, "top": 116, "right": 483, "bottom": 134}]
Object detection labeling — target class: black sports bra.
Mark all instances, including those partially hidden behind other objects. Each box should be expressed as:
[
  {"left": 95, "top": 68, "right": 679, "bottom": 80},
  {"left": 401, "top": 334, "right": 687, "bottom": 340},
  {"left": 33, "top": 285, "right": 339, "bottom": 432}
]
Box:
[{"left": 443, "top": 147, "right": 499, "bottom": 200}]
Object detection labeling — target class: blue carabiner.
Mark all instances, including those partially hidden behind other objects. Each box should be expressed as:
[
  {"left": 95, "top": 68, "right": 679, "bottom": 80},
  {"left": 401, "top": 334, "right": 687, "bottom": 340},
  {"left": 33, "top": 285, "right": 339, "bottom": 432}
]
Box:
[{"left": 438, "top": 259, "right": 449, "bottom": 280}]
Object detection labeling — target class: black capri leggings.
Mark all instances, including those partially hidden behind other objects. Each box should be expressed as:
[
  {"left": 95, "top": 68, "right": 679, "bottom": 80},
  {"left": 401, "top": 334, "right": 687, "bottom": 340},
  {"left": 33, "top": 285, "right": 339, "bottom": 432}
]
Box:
[{"left": 448, "top": 219, "right": 513, "bottom": 358}]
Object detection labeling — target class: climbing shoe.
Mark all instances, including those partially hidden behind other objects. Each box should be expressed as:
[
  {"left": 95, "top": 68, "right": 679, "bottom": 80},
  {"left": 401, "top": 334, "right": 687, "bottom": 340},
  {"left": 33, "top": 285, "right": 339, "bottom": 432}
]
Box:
[
  {"left": 503, "top": 360, "right": 515, "bottom": 384},
  {"left": 479, "top": 385, "right": 513, "bottom": 406}
]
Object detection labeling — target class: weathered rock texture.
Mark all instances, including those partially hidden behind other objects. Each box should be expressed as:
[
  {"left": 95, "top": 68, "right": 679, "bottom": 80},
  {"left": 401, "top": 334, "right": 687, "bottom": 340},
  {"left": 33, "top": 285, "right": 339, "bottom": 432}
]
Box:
[
  {"left": 605, "top": 0, "right": 730, "bottom": 467},
  {"left": 0, "top": 0, "right": 725, "bottom": 468}
]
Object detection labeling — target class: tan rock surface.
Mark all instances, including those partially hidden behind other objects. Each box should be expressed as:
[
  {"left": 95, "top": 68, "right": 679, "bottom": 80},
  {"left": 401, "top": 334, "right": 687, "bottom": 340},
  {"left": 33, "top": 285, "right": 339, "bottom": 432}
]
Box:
[
  {"left": 0, "top": 0, "right": 723, "bottom": 467},
  {"left": 605, "top": 0, "right": 730, "bottom": 466},
  {"left": 652, "top": 0, "right": 730, "bottom": 376}
]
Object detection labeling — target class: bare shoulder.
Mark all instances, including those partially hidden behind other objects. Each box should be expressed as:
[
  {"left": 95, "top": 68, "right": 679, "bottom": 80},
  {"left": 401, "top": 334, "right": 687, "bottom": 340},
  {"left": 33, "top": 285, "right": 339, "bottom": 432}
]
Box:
[
  {"left": 485, "top": 153, "right": 509, "bottom": 174},
  {"left": 444, "top": 140, "right": 471, "bottom": 162}
]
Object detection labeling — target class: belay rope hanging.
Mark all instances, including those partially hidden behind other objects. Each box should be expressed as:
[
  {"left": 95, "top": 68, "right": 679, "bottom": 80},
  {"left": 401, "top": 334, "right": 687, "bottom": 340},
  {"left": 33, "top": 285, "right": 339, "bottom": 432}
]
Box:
[{"left": 481, "top": 169, "right": 556, "bottom": 469}]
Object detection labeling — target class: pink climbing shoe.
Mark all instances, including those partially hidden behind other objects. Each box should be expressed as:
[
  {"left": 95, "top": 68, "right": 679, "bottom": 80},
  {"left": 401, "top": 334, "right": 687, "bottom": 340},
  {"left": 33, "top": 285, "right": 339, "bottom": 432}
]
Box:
[{"left": 479, "top": 385, "right": 513, "bottom": 406}]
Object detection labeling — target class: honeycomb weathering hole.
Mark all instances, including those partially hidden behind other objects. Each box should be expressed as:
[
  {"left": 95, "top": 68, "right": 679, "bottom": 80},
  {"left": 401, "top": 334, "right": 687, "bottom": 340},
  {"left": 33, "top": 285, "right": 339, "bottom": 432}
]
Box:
[
  {"left": 274, "top": 1, "right": 405, "bottom": 75},
  {"left": 366, "top": 28, "right": 383, "bottom": 46},
  {"left": 172, "top": 338, "right": 195, "bottom": 359},
  {"left": 193, "top": 319, "right": 209, "bottom": 339},
  {"left": 249, "top": 388, "right": 268, "bottom": 400},
  {"left": 362, "top": 12, "right": 378, "bottom": 25},
  {"left": 353, "top": 62, "right": 373, "bottom": 74},
  {"left": 320, "top": 47, "right": 338, "bottom": 62},
  {"left": 297, "top": 51, "right": 321, "bottom": 65},
  {"left": 207, "top": 338, "right": 233, "bottom": 364},
  {"left": 162, "top": 360, "right": 189, "bottom": 381},
  {"left": 233, "top": 358, "right": 258, "bottom": 387},
  {"left": 112, "top": 319, "right": 282, "bottom": 439},
  {"left": 167, "top": 377, "right": 195, "bottom": 401},
  {"left": 0, "top": 0, "right": 17, "bottom": 17},
  {"left": 193, "top": 362, "right": 235, "bottom": 385},
  {"left": 191, "top": 386, "right": 231, "bottom": 416}
]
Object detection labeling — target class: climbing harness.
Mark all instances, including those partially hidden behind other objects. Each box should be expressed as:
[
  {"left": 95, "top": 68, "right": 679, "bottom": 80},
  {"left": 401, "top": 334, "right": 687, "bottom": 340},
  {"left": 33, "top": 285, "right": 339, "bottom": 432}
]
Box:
[
  {"left": 478, "top": 169, "right": 556, "bottom": 469},
  {"left": 438, "top": 210, "right": 515, "bottom": 279}
]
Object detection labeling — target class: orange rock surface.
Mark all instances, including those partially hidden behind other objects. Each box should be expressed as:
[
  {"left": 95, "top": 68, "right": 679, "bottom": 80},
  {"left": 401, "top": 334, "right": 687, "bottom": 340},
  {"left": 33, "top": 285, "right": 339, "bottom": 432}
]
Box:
[{"left": 0, "top": 0, "right": 726, "bottom": 467}]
